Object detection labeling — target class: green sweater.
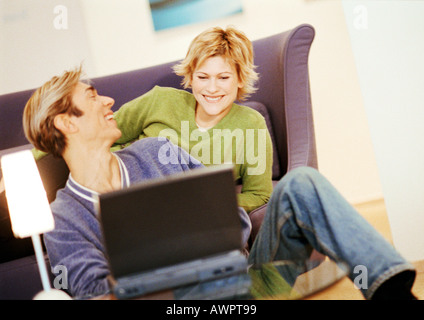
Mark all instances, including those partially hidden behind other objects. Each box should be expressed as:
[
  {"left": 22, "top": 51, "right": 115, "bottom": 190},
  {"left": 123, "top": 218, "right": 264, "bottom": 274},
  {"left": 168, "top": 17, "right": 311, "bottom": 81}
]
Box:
[{"left": 113, "top": 86, "right": 273, "bottom": 212}]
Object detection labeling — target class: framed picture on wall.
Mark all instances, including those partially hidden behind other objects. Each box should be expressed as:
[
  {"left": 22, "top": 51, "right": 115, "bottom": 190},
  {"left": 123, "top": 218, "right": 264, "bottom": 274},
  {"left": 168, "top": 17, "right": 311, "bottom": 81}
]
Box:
[{"left": 149, "top": 0, "right": 243, "bottom": 31}]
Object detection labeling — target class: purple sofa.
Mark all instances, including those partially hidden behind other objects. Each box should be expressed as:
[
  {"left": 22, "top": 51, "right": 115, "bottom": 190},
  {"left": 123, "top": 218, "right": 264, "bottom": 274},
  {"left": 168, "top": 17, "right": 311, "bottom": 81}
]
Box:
[{"left": 0, "top": 24, "right": 317, "bottom": 299}]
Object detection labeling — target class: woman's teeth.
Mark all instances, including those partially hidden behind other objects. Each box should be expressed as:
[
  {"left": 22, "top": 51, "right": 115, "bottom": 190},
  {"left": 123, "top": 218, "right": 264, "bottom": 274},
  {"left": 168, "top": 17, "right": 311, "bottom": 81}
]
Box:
[{"left": 204, "top": 96, "right": 222, "bottom": 102}]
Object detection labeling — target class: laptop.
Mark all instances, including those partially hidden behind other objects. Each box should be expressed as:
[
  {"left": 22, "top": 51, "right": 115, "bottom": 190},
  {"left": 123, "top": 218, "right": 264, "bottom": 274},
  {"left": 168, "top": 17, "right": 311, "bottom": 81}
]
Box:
[{"left": 96, "top": 164, "right": 250, "bottom": 299}]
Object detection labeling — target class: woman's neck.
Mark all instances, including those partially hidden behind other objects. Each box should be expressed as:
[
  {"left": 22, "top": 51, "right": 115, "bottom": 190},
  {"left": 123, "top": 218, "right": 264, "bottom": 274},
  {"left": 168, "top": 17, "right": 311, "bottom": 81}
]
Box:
[{"left": 195, "top": 103, "right": 232, "bottom": 129}]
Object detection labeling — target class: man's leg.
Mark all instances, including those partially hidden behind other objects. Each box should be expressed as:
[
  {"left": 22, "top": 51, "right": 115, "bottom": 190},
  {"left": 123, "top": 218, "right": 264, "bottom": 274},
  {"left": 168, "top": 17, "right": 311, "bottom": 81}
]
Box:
[{"left": 248, "top": 167, "right": 415, "bottom": 299}]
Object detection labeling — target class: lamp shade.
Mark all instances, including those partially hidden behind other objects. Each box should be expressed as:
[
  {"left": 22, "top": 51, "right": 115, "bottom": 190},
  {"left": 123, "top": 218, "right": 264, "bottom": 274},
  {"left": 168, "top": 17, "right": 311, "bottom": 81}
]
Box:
[{"left": 1, "top": 150, "right": 54, "bottom": 238}]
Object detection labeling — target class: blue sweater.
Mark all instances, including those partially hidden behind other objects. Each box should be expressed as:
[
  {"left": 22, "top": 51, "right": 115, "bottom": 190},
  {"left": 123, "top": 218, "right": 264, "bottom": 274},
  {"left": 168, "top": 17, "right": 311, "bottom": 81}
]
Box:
[{"left": 44, "top": 137, "right": 251, "bottom": 298}]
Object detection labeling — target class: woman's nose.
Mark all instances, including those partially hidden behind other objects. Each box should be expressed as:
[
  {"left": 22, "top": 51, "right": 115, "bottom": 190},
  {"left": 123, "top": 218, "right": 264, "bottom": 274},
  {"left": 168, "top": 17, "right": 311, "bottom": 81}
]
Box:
[{"left": 206, "top": 79, "right": 218, "bottom": 93}]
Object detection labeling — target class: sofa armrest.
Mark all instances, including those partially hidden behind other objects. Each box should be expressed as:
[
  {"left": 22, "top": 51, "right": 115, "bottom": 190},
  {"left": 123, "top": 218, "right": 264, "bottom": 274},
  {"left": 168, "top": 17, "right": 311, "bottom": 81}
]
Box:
[{"left": 248, "top": 203, "right": 267, "bottom": 249}]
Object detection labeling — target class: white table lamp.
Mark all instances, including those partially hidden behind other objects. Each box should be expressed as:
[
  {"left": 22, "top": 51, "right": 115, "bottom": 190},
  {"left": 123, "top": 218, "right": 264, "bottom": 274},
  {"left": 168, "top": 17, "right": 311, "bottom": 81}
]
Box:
[{"left": 1, "top": 150, "right": 71, "bottom": 300}]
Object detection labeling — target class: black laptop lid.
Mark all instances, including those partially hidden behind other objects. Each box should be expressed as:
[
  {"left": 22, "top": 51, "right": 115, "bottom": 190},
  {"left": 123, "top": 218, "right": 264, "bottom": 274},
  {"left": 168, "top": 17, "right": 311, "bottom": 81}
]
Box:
[{"left": 97, "top": 165, "right": 242, "bottom": 279}]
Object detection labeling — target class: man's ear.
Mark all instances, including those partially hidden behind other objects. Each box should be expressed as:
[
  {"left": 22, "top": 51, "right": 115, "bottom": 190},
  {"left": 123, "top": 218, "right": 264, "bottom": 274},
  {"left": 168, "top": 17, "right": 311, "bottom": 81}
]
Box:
[{"left": 53, "top": 113, "right": 77, "bottom": 134}]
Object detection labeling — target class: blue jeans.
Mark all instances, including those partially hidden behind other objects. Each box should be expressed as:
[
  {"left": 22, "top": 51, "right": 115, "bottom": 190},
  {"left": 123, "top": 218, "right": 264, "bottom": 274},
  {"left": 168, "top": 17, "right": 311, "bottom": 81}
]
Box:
[{"left": 248, "top": 167, "right": 415, "bottom": 299}]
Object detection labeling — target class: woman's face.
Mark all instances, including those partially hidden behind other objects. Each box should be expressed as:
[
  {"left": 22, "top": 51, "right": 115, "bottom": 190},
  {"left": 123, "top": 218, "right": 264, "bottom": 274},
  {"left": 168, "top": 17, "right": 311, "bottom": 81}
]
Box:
[{"left": 191, "top": 55, "right": 243, "bottom": 126}]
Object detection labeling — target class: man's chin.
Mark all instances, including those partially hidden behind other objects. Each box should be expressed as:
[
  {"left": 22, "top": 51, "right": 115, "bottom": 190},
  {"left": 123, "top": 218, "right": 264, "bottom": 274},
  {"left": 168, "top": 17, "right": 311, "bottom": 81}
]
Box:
[{"left": 113, "top": 130, "right": 122, "bottom": 142}]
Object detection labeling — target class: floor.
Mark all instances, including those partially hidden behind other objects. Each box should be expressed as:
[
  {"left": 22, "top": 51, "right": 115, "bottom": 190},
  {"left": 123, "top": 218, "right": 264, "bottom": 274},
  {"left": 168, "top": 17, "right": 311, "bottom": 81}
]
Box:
[{"left": 305, "top": 199, "right": 424, "bottom": 300}]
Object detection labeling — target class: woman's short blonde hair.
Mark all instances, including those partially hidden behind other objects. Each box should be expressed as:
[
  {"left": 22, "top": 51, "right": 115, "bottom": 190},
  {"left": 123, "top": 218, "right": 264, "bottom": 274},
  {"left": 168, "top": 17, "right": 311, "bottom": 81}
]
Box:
[
  {"left": 173, "top": 26, "right": 258, "bottom": 101},
  {"left": 23, "top": 66, "right": 85, "bottom": 157}
]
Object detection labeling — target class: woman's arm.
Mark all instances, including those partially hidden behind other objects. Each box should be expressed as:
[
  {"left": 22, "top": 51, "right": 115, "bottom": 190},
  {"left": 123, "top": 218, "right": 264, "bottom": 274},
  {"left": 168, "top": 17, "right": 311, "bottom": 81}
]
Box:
[
  {"left": 237, "top": 124, "right": 273, "bottom": 213},
  {"left": 113, "top": 87, "right": 159, "bottom": 147}
]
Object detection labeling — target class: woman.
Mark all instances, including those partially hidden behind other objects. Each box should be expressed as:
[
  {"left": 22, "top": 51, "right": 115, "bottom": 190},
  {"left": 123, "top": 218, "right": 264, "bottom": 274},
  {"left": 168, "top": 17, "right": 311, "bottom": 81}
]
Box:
[{"left": 112, "top": 26, "right": 273, "bottom": 213}]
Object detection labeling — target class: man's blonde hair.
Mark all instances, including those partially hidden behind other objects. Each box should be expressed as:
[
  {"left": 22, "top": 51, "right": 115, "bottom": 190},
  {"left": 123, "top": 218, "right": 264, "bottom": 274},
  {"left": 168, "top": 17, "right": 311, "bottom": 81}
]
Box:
[
  {"left": 173, "top": 26, "right": 258, "bottom": 101},
  {"left": 23, "top": 66, "right": 85, "bottom": 157}
]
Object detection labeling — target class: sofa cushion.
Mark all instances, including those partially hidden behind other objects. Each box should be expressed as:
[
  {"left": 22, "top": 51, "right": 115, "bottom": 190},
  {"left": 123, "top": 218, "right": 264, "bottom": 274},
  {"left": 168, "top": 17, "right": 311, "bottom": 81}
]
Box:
[
  {"left": 242, "top": 101, "right": 281, "bottom": 179},
  {"left": 0, "top": 147, "right": 67, "bottom": 263},
  {"left": 0, "top": 254, "right": 53, "bottom": 300},
  {"left": 0, "top": 191, "right": 35, "bottom": 263}
]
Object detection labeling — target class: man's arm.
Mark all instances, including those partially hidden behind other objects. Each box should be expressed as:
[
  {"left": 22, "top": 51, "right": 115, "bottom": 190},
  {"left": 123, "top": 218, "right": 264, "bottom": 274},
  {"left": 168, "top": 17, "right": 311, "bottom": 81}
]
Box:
[
  {"left": 46, "top": 198, "right": 110, "bottom": 298},
  {"left": 44, "top": 227, "right": 110, "bottom": 298}
]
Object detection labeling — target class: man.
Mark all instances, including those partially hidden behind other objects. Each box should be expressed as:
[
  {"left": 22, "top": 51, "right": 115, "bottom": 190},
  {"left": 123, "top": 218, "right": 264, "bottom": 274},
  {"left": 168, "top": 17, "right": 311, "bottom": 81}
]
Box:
[{"left": 21, "top": 67, "right": 416, "bottom": 299}]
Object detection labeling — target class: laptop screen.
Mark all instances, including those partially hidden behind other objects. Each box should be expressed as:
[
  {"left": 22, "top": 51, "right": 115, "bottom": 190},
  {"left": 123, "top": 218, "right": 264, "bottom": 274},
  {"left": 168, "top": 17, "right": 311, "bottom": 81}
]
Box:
[{"left": 97, "top": 165, "right": 243, "bottom": 278}]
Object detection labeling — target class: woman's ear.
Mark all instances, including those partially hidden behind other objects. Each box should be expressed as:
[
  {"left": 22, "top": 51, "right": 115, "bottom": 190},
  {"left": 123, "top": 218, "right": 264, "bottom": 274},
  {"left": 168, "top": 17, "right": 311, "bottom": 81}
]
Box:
[{"left": 54, "top": 113, "right": 77, "bottom": 134}]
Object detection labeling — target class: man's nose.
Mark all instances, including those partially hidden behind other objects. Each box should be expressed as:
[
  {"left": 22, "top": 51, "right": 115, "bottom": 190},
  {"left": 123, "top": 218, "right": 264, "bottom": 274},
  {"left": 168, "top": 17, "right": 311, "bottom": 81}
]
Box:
[{"left": 102, "top": 96, "right": 115, "bottom": 108}]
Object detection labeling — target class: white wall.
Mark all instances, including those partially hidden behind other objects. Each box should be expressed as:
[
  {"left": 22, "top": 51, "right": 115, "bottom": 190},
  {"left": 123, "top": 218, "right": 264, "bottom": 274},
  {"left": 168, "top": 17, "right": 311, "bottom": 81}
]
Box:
[
  {"left": 1, "top": 0, "right": 384, "bottom": 206},
  {"left": 0, "top": 0, "right": 95, "bottom": 94},
  {"left": 342, "top": 0, "right": 424, "bottom": 262}
]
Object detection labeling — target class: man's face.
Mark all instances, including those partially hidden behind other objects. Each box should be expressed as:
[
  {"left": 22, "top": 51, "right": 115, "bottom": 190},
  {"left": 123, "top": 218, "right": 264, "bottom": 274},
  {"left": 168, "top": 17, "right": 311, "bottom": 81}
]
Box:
[{"left": 70, "top": 82, "right": 121, "bottom": 144}]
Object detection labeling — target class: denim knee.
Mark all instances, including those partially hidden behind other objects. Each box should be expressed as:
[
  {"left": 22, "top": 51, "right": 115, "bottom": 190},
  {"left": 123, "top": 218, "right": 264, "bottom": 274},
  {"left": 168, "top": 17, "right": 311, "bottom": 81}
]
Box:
[{"left": 274, "top": 166, "right": 321, "bottom": 196}]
